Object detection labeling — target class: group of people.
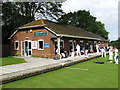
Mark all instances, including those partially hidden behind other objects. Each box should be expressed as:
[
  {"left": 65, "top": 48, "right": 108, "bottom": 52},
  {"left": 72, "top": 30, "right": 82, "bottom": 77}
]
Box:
[
  {"left": 55, "top": 43, "right": 119, "bottom": 64},
  {"left": 109, "top": 46, "right": 119, "bottom": 64}
]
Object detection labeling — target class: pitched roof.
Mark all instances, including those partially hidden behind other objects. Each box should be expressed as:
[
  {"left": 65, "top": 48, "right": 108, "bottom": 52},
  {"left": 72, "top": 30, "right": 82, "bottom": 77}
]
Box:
[{"left": 17, "top": 19, "right": 107, "bottom": 41}]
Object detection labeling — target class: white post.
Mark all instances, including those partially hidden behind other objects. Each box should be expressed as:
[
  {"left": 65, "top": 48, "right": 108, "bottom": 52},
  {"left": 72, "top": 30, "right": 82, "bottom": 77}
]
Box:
[{"left": 57, "top": 37, "right": 61, "bottom": 59}]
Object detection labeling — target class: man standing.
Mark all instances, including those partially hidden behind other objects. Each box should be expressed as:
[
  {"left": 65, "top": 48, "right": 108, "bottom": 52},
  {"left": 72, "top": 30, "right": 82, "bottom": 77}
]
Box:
[
  {"left": 96, "top": 43, "right": 99, "bottom": 55},
  {"left": 85, "top": 43, "right": 89, "bottom": 55},
  {"left": 114, "top": 47, "right": 119, "bottom": 64},
  {"left": 76, "top": 44, "right": 81, "bottom": 56},
  {"left": 109, "top": 46, "right": 113, "bottom": 60},
  {"left": 100, "top": 47, "right": 106, "bottom": 57}
]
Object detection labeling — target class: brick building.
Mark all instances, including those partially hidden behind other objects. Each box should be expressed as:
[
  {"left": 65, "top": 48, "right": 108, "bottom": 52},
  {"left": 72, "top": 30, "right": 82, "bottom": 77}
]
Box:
[{"left": 9, "top": 19, "right": 108, "bottom": 58}]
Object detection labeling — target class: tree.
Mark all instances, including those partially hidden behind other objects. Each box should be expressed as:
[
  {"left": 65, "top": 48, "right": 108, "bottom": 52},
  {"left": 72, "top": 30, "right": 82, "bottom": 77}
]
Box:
[
  {"left": 109, "top": 38, "right": 120, "bottom": 49},
  {"left": 2, "top": 2, "right": 64, "bottom": 44},
  {"left": 58, "top": 10, "right": 109, "bottom": 39}
]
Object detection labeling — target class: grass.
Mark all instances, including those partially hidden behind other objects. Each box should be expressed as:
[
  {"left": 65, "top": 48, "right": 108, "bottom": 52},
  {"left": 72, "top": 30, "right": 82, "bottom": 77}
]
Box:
[
  {"left": 0, "top": 56, "right": 26, "bottom": 66},
  {"left": 2, "top": 53, "right": 119, "bottom": 88}
]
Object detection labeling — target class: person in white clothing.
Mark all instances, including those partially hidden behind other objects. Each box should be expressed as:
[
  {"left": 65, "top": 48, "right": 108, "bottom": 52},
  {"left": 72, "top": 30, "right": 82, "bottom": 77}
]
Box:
[
  {"left": 71, "top": 48, "right": 75, "bottom": 57},
  {"left": 96, "top": 43, "right": 99, "bottom": 55},
  {"left": 100, "top": 47, "right": 106, "bottom": 57},
  {"left": 114, "top": 47, "right": 119, "bottom": 64},
  {"left": 76, "top": 44, "right": 81, "bottom": 56},
  {"left": 109, "top": 46, "right": 113, "bottom": 60}
]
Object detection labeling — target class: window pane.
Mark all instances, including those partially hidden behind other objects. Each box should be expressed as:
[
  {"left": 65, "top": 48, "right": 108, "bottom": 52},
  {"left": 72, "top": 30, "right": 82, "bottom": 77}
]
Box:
[
  {"left": 29, "top": 42, "right": 31, "bottom": 49},
  {"left": 15, "top": 42, "right": 18, "bottom": 50},
  {"left": 39, "top": 41, "right": 43, "bottom": 49},
  {"left": 60, "top": 41, "right": 63, "bottom": 47}
]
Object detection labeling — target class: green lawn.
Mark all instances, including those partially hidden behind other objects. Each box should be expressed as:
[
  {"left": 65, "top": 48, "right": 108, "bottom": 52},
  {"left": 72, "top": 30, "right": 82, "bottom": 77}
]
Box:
[
  {"left": 2, "top": 54, "right": 118, "bottom": 88},
  {"left": 0, "top": 56, "right": 26, "bottom": 66}
]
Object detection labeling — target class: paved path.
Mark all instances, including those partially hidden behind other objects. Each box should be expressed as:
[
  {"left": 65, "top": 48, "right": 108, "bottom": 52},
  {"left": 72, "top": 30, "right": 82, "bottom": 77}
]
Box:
[{"left": 0, "top": 53, "right": 101, "bottom": 84}]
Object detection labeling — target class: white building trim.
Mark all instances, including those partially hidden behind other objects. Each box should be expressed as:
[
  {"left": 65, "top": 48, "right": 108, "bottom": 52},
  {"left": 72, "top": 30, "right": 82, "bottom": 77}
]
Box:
[
  {"left": 8, "top": 29, "right": 18, "bottom": 39},
  {"left": 38, "top": 39, "right": 44, "bottom": 50},
  {"left": 59, "top": 34, "right": 101, "bottom": 41}
]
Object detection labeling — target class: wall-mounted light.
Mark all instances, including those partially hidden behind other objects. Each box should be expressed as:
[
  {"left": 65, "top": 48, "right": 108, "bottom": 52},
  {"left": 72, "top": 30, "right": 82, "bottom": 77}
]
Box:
[
  {"left": 26, "top": 37, "right": 29, "bottom": 39},
  {"left": 30, "top": 29, "right": 32, "bottom": 32}
]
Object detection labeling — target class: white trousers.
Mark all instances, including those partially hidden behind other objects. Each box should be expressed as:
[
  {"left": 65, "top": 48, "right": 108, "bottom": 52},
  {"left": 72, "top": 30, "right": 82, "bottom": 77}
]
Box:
[
  {"left": 101, "top": 51, "right": 106, "bottom": 57},
  {"left": 109, "top": 55, "right": 113, "bottom": 60},
  {"left": 114, "top": 56, "right": 118, "bottom": 64},
  {"left": 85, "top": 50, "right": 88, "bottom": 55},
  {"left": 76, "top": 50, "right": 81, "bottom": 56},
  {"left": 96, "top": 49, "right": 99, "bottom": 55},
  {"left": 71, "top": 52, "right": 75, "bottom": 57}
]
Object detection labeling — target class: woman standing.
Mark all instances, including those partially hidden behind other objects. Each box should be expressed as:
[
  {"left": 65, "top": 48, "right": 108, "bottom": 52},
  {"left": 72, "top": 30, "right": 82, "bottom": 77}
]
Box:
[{"left": 109, "top": 46, "right": 113, "bottom": 60}]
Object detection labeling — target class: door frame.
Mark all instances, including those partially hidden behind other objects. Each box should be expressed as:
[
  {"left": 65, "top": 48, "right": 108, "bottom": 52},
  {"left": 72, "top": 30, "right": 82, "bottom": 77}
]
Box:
[{"left": 21, "top": 40, "right": 32, "bottom": 57}]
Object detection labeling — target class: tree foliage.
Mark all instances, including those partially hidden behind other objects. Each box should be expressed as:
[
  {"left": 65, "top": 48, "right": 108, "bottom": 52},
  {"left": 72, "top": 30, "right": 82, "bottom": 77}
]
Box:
[
  {"left": 2, "top": 2, "right": 64, "bottom": 43},
  {"left": 58, "top": 10, "right": 109, "bottom": 39},
  {"left": 109, "top": 38, "right": 120, "bottom": 49}
]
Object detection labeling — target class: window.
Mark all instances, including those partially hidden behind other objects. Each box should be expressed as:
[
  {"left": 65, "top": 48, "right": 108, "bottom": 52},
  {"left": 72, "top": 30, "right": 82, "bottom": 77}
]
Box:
[
  {"left": 94, "top": 41, "right": 97, "bottom": 46},
  {"left": 69, "top": 40, "right": 73, "bottom": 50},
  {"left": 38, "top": 40, "right": 44, "bottom": 50},
  {"left": 60, "top": 40, "right": 64, "bottom": 48},
  {"left": 14, "top": 41, "right": 19, "bottom": 50},
  {"left": 73, "top": 40, "right": 76, "bottom": 50},
  {"left": 102, "top": 42, "right": 104, "bottom": 45},
  {"left": 54, "top": 39, "right": 64, "bottom": 48},
  {"left": 98, "top": 42, "right": 101, "bottom": 45},
  {"left": 80, "top": 41, "right": 84, "bottom": 50}
]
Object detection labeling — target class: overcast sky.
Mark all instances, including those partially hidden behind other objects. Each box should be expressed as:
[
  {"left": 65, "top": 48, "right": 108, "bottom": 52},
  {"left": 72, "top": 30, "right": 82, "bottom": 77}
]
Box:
[{"left": 62, "top": 0, "right": 119, "bottom": 41}]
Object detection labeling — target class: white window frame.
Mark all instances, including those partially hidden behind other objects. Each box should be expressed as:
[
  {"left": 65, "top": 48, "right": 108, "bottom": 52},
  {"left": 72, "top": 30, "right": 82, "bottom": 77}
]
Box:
[
  {"left": 38, "top": 40, "right": 44, "bottom": 50},
  {"left": 94, "top": 41, "right": 97, "bottom": 46},
  {"left": 102, "top": 42, "right": 104, "bottom": 45},
  {"left": 98, "top": 41, "right": 101, "bottom": 45},
  {"left": 54, "top": 39, "right": 64, "bottom": 48},
  {"left": 69, "top": 40, "right": 73, "bottom": 47},
  {"left": 80, "top": 40, "right": 83, "bottom": 43},
  {"left": 14, "top": 41, "right": 19, "bottom": 50},
  {"left": 73, "top": 40, "right": 76, "bottom": 47},
  {"left": 80, "top": 40, "right": 84, "bottom": 46}
]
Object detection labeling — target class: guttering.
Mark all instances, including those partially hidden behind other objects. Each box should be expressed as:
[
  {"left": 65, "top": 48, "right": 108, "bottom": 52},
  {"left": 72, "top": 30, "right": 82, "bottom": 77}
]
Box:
[{"left": 59, "top": 34, "right": 101, "bottom": 41}]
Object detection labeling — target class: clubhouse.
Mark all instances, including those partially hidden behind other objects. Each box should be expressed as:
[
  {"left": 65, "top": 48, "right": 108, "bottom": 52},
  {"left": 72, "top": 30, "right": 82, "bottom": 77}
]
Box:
[{"left": 9, "top": 19, "right": 108, "bottom": 58}]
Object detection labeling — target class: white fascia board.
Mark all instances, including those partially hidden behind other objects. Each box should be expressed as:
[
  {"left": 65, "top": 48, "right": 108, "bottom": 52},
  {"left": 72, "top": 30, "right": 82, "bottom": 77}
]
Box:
[
  {"left": 18, "top": 24, "right": 46, "bottom": 30},
  {"left": 9, "top": 25, "right": 46, "bottom": 39},
  {"left": 44, "top": 26, "right": 60, "bottom": 37},
  {"left": 59, "top": 34, "right": 101, "bottom": 41},
  {"left": 8, "top": 29, "right": 18, "bottom": 39}
]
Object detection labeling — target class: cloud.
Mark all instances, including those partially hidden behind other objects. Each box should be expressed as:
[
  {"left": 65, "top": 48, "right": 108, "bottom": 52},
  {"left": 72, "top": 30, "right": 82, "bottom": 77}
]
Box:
[{"left": 62, "top": 0, "right": 119, "bottom": 41}]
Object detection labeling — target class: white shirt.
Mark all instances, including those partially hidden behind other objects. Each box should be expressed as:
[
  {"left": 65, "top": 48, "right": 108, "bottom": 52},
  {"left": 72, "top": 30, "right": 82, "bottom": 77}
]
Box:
[
  {"left": 101, "top": 48, "right": 105, "bottom": 52},
  {"left": 96, "top": 45, "right": 99, "bottom": 50},
  {"left": 109, "top": 49, "right": 113, "bottom": 55},
  {"left": 76, "top": 45, "right": 80, "bottom": 51},
  {"left": 114, "top": 49, "right": 118, "bottom": 56}
]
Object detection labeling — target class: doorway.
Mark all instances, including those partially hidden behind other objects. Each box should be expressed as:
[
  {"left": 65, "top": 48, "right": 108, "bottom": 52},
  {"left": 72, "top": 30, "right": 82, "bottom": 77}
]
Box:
[{"left": 21, "top": 40, "right": 32, "bottom": 57}]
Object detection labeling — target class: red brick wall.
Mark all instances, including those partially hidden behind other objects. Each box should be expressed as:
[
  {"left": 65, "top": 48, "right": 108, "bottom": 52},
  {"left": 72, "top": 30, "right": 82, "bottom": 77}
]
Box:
[
  {"left": 10, "top": 28, "right": 55, "bottom": 57},
  {"left": 98, "top": 41, "right": 108, "bottom": 47},
  {"left": 10, "top": 28, "right": 108, "bottom": 58}
]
